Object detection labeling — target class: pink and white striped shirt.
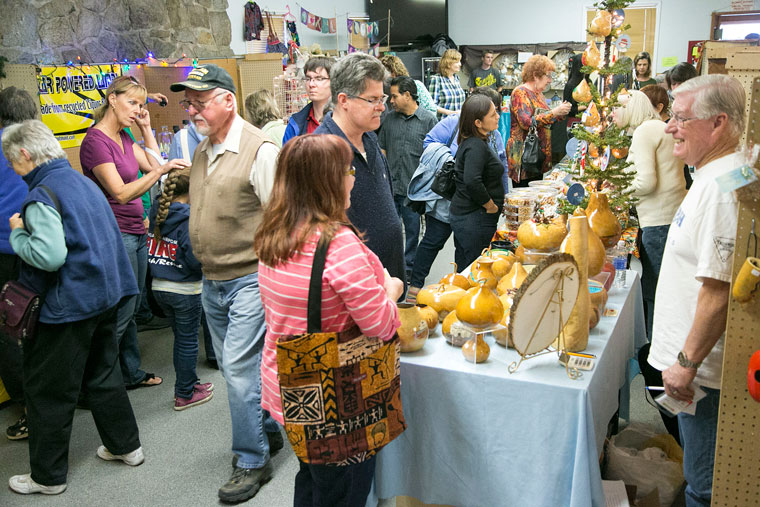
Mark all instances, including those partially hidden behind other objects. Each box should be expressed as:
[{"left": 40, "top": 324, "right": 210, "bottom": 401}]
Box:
[{"left": 258, "top": 226, "right": 400, "bottom": 424}]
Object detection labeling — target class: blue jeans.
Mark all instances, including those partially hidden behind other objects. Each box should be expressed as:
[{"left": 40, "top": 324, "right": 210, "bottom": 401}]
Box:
[
  {"left": 678, "top": 386, "right": 720, "bottom": 506},
  {"left": 640, "top": 225, "right": 670, "bottom": 340},
  {"left": 202, "top": 272, "right": 279, "bottom": 468},
  {"left": 394, "top": 195, "right": 421, "bottom": 274},
  {"left": 449, "top": 208, "right": 499, "bottom": 269},
  {"left": 153, "top": 290, "right": 202, "bottom": 399},
  {"left": 116, "top": 232, "right": 148, "bottom": 386},
  {"left": 409, "top": 214, "right": 456, "bottom": 288}
]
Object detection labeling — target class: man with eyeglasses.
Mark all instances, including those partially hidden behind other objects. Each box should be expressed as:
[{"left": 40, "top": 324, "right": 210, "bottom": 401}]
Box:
[
  {"left": 314, "top": 53, "right": 406, "bottom": 289},
  {"left": 647, "top": 74, "right": 745, "bottom": 507},
  {"left": 170, "top": 64, "right": 282, "bottom": 504},
  {"left": 282, "top": 56, "right": 333, "bottom": 144}
]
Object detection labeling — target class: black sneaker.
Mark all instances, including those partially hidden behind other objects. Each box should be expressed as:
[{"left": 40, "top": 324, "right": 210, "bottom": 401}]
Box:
[
  {"left": 6, "top": 414, "right": 28, "bottom": 441},
  {"left": 267, "top": 430, "right": 284, "bottom": 455},
  {"left": 218, "top": 462, "right": 272, "bottom": 503}
]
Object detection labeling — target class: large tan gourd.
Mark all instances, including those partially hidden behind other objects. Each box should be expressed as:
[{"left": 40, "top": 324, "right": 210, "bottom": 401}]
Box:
[
  {"left": 586, "top": 192, "right": 622, "bottom": 248},
  {"left": 561, "top": 210, "right": 606, "bottom": 277},
  {"left": 497, "top": 262, "right": 528, "bottom": 294},
  {"left": 561, "top": 216, "right": 590, "bottom": 351},
  {"left": 416, "top": 284, "right": 466, "bottom": 320}
]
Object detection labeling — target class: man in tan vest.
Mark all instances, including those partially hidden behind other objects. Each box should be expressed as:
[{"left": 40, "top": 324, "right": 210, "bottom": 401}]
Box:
[{"left": 170, "top": 65, "right": 281, "bottom": 504}]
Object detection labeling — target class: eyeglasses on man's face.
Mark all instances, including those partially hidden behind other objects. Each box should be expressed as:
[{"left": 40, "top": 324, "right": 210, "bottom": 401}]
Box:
[
  {"left": 347, "top": 94, "right": 388, "bottom": 107},
  {"left": 303, "top": 75, "right": 330, "bottom": 84},
  {"left": 670, "top": 112, "right": 701, "bottom": 127},
  {"left": 179, "top": 91, "right": 227, "bottom": 112}
]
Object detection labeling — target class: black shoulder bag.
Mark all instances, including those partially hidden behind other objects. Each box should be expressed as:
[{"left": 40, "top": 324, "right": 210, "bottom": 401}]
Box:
[
  {"left": 430, "top": 128, "right": 459, "bottom": 200},
  {"left": 521, "top": 118, "right": 545, "bottom": 180}
]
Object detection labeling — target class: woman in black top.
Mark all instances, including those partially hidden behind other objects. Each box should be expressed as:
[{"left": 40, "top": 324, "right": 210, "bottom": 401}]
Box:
[{"left": 449, "top": 94, "right": 503, "bottom": 269}]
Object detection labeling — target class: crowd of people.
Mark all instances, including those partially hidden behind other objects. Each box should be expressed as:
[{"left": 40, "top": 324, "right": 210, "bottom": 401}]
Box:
[{"left": 0, "top": 47, "right": 744, "bottom": 507}]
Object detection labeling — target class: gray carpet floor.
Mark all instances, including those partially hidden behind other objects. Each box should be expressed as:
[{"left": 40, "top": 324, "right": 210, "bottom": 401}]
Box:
[{"left": 0, "top": 233, "right": 666, "bottom": 506}]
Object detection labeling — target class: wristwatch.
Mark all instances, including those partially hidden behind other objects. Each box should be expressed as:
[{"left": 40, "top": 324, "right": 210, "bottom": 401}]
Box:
[{"left": 677, "top": 351, "right": 702, "bottom": 369}]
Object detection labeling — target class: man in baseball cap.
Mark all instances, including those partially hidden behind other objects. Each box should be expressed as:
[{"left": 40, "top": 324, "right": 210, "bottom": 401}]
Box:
[{"left": 171, "top": 64, "right": 282, "bottom": 503}]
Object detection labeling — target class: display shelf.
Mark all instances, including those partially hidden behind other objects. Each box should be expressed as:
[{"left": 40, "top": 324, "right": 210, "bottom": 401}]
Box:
[{"left": 712, "top": 76, "right": 760, "bottom": 507}]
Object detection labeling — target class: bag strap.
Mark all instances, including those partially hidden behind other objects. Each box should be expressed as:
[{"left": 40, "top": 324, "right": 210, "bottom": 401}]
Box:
[
  {"left": 446, "top": 128, "right": 457, "bottom": 148},
  {"left": 306, "top": 234, "right": 331, "bottom": 333},
  {"left": 179, "top": 128, "right": 191, "bottom": 161},
  {"left": 38, "top": 185, "right": 62, "bottom": 215}
]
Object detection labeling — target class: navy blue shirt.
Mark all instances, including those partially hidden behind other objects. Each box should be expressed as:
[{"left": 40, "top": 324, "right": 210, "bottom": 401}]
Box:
[
  {"left": 314, "top": 113, "right": 406, "bottom": 282},
  {"left": 148, "top": 202, "right": 202, "bottom": 283}
]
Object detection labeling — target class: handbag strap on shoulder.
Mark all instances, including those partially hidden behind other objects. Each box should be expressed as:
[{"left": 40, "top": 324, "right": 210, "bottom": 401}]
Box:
[{"left": 306, "top": 234, "right": 331, "bottom": 334}]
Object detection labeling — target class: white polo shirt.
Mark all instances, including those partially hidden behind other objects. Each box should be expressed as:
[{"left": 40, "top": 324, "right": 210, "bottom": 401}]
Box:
[{"left": 648, "top": 152, "right": 740, "bottom": 389}]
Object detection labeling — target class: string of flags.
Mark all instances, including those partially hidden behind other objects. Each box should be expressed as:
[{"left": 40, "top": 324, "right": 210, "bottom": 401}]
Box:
[
  {"left": 300, "top": 7, "right": 337, "bottom": 33},
  {"left": 348, "top": 44, "right": 381, "bottom": 57},
  {"left": 347, "top": 19, "right": 380, "bottom": 38}
]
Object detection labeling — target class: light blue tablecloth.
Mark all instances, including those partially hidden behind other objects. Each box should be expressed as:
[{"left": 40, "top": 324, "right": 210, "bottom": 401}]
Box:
[{"left": 371, "top": 272, "right": 646, "bottom": 507}]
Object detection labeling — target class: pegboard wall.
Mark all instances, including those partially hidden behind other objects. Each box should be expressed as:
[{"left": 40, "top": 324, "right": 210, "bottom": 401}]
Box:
[
  {"left": 712, "top": 76, "right": 760, "bottom": 507},
  {"left": 726, "top": 51, "right": 760, "bottom": 145},
  {"left": 238, "top": 54, "right": 286, "bottom": 113}
]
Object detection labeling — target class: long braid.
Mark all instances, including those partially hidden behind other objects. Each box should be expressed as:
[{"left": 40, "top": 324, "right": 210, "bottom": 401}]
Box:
[{"left": 153, "top": 168, "right": 190, "bottom": 241}]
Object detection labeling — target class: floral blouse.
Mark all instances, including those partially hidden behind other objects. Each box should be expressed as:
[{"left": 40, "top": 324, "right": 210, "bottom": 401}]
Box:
[
  {"left": 428, "top": 73, "right": 466, "bottom": 119},
  {"left": 506, "top": 84, "right": 559, "bottom": 182}
]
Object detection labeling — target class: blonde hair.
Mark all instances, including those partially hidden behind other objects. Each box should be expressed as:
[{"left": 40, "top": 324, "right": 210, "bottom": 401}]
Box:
[
  {"left": 93, "top": 76, "right": 147, "bottom": 123},
  {"left": 244, "top": 89, "right": 282, "bottom": 129},
  {"left": 439, "top": 49, "right": 462, "bottom": 78},
  {"left": 153, "top": 168, "right": 190, "bottom": 242},
  {"left": 521, "top": 55, "right": 555, "bottom": 83},
  {"left": 617, "top": 90, "right": 660, "bottom": 130},
  {"left": 380, "top": 55, "right": 409, "bottom": 77}
]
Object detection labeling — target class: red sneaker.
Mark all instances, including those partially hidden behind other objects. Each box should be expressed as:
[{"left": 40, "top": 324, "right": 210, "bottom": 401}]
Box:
[{"left": 174, "top": 388, "right": 213, "bottom": 411}]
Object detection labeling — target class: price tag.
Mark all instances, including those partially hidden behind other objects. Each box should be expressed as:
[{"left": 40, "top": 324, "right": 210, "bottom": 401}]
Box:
[
  {"left": 559, "top": 352, "right": 595, "bottom": 370},
  {"left": 715, "top": 165, "right": 758, "bottom": 193}
]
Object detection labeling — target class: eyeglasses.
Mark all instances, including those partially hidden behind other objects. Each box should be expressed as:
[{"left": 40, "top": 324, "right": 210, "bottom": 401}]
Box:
[
  {"left": 303, "top": 76, "right": 330, "bottom": 84},
  {"left": 670, "top": 112, "right": 701, "bottom": 126},
  {"left": 179, "top": 91, "right": 227, "bottom": 112},
  {"left": 346, "top": 167, "right": 356, "bottom": 176},
  {"left": 347, "top": 94, "right": 388, "bottom": 107}
]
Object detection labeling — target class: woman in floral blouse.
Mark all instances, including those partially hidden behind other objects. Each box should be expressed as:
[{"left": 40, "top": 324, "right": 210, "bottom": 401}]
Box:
[
  {"left": 506, "top": 55, "right": 571, "bottom": 186},
  {"left": 428, "top": 49, "right": 466, "bottom": 119}
]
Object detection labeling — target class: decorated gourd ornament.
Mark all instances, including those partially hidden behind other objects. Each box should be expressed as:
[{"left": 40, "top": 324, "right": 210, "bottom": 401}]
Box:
[
  {"left": 396, "top": 303, "right": 429, "bottom": 353},
  {"left": 462, "top": 336, "right": 490, "bottom": 363},
  {"left": 588, "top": 9, "right": 612, "bottom": 37},
  {"left": 416, "top": 284, "right": 467, "bottom": 321},
  {"left": 588, "top": 143, "right": 600, "bottom": 158},
  {"left": 497, "top": 262, "right": 528, "bottom": 294},
  {"left": 582, "top": 41, "right": 601, "bottom": 68},
  {"left": 455, "top": 280, "right": 504, "bottom": 328},
  {"left": 492, "top": 296, "right": 513, "bottom": 347},
  {"left": 572, "top": 79, "right": 592, "bottom": 103},
  {"left": 611, "top": 146, "right": 629, "bottom": 159},
  {"left": 442, "top": 311, "right": 474, "bottom": 346},
  {"left": 561, "top": 216, "right": 591, "bottom": 352},
  {"left": 517, "top": 216, "right": 568, "bottom": 251},
  {"left": 469, "top": 257, "right": 498, "bottom": 290},
  {"left": 439, "top": 262, "right": 470, "bottom": 290},
  {"left": 492, "top": 254, "right": 515, "bottom": 278},
  {"left": 582, "top": 102, "right": 601, "bottom": 127},
  {"left": 560, "top": 214, "right": 606, "bottom": 277},
  {"left": 585, "top": 191, "right": 622, "bottom": 248},
  {"left": 416, "top": 305, "right": 439, "bottom": 333}
]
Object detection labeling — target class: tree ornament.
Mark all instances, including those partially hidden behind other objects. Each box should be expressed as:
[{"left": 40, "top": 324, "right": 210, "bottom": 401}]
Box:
[
  {"left": 611, "top": 8, "right": 625, "bottom": 28},
  {"left": 611, "top": 146, "right": 628, "bottom": 159},
  {"left": 588, "top": 10, "right": 612, "bottom": 37},
  {"left": 582, "top": 40, "right": 602, "bottom": 68},
  {"left": 572, "top": 79, "right": 593, "bottom": 103},
  {"left": 582, "top": 102, "right": 601, "bottom": 127}
]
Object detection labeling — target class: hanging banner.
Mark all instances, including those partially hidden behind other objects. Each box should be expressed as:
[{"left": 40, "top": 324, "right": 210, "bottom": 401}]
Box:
[
  {"left": 347, "top": 44, "right": 380, "bottom": 57},
  {"left": 301, "top": 6, "right": 336, "bottom": 33},
  {"left": 347, "top": 19, "right": 379, "bottom": 39},
  {"left": 36, "top": 65, "right": 121, "bottom": 149}
]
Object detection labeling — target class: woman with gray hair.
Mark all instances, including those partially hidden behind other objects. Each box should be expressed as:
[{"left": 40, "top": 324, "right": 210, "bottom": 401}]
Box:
[{"left": 3, "top": 120, "right": 144, "bottom": 495}]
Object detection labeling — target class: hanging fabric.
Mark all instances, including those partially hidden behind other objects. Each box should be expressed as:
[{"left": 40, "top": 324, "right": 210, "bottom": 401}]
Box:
[
  {"left": 244, "top": 1, "right": 264, "bottom": 41},
  {"left": 266, "top": 11, "right": 288, "bottom": 54},
  {"left": 287, "top": 21, "right": 300, "bottom": 46}
]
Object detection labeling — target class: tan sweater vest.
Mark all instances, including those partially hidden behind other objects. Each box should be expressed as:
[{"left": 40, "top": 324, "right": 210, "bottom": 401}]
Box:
[{"left": 188, "top": 122, "right": 271, "bottom": 280}]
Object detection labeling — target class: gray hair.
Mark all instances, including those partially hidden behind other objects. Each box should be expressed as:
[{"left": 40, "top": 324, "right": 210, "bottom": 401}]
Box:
[
  {"left": 329, "top": 53, "right": 387, "bottom": 104},
  {"left": 672, "top": 74, "right": 746, "bottom": 139},
  {"left": 1, "top": 120, "right": 66, "bottom": 166}
]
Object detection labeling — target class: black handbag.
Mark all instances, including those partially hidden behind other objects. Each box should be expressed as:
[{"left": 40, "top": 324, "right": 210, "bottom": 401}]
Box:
[
  {"left": 430, "top": 129, "right": 459, "bottom": 200},
  {"left": 521, "top": 119, "right": 545, "bottom": 180}
]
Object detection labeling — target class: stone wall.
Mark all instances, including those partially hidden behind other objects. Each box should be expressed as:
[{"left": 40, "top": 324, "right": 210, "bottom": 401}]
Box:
[{"left": 1, "top": 0, "right": 233, "bottom": 64}]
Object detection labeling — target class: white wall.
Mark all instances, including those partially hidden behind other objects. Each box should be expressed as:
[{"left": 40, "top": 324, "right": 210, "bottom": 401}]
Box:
[
  {"left": 227, "top": 0, "right": 367, "bottom": 55},
  {"left": 447, "top": 0, "right": 731, "bottom": 73}
]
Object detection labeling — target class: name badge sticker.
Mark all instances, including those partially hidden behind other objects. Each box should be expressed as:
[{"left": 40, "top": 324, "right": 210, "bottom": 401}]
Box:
[{"left": 715, "top": 165, "right": 758, "bottom": 193}]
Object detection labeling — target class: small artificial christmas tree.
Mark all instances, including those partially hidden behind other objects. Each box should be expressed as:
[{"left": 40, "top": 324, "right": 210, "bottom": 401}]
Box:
[{"left": 559, "top": 0, "right": 638, "bottom": 215}]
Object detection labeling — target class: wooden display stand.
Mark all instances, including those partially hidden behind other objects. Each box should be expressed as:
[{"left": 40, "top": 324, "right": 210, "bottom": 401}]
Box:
[
  {"left": 712, "top": 77, "right": 760, "bottom": 507},
  {"left": 698, "top": 40, "right": 760, "bottom": 76}
]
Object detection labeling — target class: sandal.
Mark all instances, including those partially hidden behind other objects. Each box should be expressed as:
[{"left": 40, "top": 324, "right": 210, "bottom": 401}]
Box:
[
  {"left": 126, "top": 373, "right": 163, "bottom": 390},
  {"left": 6, "top": 413, "right": 28, "bottom": 440}
]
